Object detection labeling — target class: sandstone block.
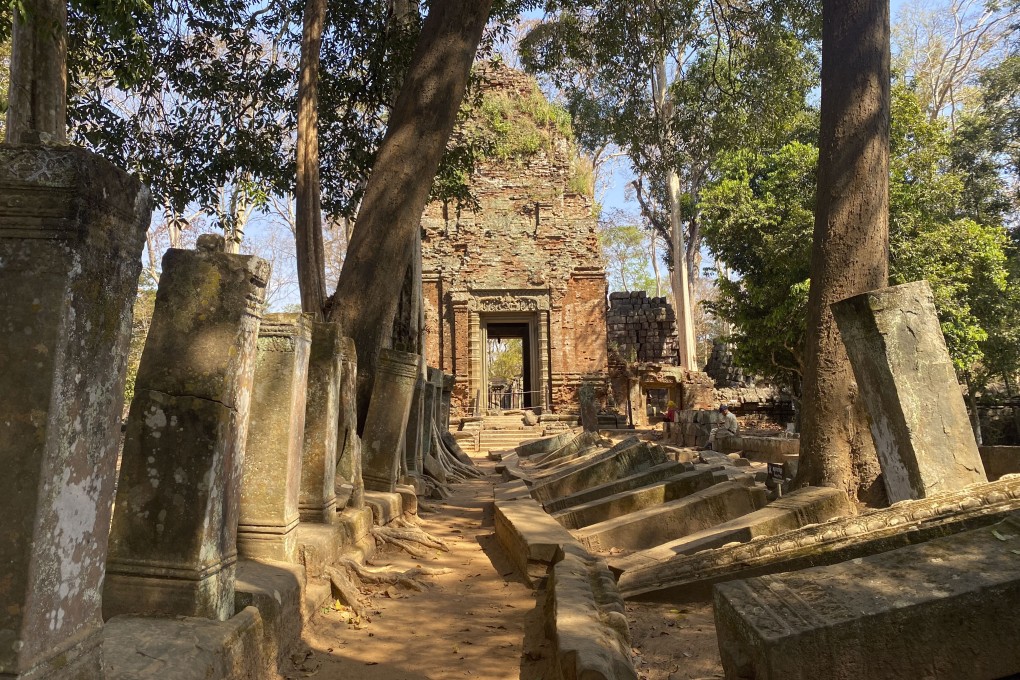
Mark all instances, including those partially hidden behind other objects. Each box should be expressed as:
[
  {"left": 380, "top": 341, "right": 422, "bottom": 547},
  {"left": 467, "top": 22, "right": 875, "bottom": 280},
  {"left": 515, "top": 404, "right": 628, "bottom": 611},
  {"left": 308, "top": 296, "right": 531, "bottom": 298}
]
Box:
[
  {"left": 362, "top": 349, "right": 420, "bottom": 493},
  {"left": 832, "top": 281, "right": 987, "bottom": 502},
  {"left": 300, "top": 321, "right": 343, "bottom": 524},
  {"left": 494, "top": 499, "right": 584, "bottom": 588},
  {"left": 530, "top": 442, "right": 669, "bottom": 504},
  {"left": 335, "top": 336, "right": 364, "bottom": 509}
]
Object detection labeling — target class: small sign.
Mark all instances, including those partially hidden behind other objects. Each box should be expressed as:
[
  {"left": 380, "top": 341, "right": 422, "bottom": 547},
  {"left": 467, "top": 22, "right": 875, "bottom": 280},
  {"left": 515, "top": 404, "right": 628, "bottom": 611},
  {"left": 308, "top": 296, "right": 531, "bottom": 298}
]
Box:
[{"left": 768, "top": 462, "right": 785, "bottom": 481}]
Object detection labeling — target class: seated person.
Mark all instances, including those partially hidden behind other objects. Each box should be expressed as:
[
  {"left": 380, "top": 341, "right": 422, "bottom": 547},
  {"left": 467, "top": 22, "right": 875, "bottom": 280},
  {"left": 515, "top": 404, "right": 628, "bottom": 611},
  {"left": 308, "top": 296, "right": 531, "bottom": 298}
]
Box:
[{"left": 709, "top": 404, "right": 739, "bottom": 448}]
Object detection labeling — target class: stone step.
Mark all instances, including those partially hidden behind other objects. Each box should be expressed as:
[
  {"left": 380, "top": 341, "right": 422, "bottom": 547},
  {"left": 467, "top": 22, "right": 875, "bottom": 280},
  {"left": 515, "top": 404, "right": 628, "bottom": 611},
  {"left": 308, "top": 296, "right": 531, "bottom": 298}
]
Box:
[
  {"left": 714, "top": 511, "right": 1020, "bottom": 679},
  {"left": 571, "top": 481, "right": 767, "bottom": 553}
]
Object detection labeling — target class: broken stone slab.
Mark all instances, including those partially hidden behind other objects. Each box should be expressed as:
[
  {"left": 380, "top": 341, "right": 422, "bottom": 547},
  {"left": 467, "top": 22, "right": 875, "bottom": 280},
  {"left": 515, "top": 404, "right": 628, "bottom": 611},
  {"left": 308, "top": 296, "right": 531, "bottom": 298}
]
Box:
[
  {"left": 832, "top": 281, "right": 987, "bottom": 502},
  {"left": 494, "top": 481, "right": 532, "bottom": 502},
  {"left": 610, "top": 486, "right": 851, "bottom": 576},
  {"left": 0, "top": 145, "right": 148, "bottom": 680},
  {"left": 335, "top": 336, "right": 364, "bottom": 509},
  {"left": 573, "top": 481, "right": 767, "bottom": 553},
  {"left": 542, "top": 461, "right": 699, "bottom": 514},
  {"left": 545, "top": 548, "right": 637, "bottom": 680},
  {"left": 531, "top": 430, "right": 606, "bottom": 468},
  {"left": 714, "top": 512, "right": 1020, "bottom": 680},
  {"left": 617, "top": 475, "right": 1020, "bottom": 602},
  {"left": 529, "top": 436, "right": 641, "bottom": 483},
  {"left": 238, "top": 313, "right": 312, "bottom": 563},
  {"left": 299, "top": 321, "right": 343, "bottom": 524},
  {"left": 494, "top": 498, "right": 585, "bottom": 588},
  {"left": 105, "top": 242, "right": 268, "bottom": 622},
  {"left": 530, "top": 442, "right": 670, "bottom": 504},
  {"left": 716, "top": 435, "right": 799, "bottom": 462},
  {"left": 362, "top": 349, "right": 420, "bottom": 493},
  {"left": 552, "top": 466, "right": 749, "bottom": 531},
  {"left": 515, "top": 430, "right": 577, "bottom": 458}
]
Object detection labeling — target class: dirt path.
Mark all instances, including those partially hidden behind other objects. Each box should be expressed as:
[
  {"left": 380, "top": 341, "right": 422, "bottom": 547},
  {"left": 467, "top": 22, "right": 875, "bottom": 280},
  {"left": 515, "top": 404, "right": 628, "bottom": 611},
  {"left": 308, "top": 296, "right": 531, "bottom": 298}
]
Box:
[{"left": 282, "top": 459, "right": 554, "bottom": 680}]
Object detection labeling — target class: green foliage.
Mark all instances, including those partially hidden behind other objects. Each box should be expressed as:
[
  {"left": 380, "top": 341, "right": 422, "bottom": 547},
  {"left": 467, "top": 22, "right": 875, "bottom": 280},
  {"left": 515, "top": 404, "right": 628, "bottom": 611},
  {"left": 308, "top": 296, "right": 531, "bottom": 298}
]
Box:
[
  {"left": 599, "top": 213, "right": 658, "bottom": 295},
  {"left": 703, "top": 83, "right": 1019, "bottom": 392},
  {"left": 488, "top": 338, "right": 523, "bottom": 381}
]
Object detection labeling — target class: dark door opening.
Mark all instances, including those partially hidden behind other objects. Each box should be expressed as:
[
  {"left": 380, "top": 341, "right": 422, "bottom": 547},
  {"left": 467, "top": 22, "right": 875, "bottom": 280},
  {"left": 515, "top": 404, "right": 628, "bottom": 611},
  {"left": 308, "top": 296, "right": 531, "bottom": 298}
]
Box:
[{"left": 485, "top": 322, "right": 533, "bottom": 410}]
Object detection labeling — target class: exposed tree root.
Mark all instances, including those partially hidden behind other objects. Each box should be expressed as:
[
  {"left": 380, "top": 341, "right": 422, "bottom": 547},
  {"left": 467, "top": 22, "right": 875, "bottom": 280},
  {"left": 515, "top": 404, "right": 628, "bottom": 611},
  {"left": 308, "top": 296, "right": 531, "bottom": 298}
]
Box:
[{"left": 325, "top": 566, "right": 368, "bottom": 618}]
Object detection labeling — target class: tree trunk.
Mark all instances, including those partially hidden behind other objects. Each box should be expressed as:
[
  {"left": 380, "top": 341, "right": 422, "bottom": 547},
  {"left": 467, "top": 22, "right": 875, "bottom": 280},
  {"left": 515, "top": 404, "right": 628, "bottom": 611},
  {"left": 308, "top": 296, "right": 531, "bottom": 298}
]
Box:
[
  {"left": 329, "top": 0, "right": 493, "bottom": 431},
  {"left": 965, "top": 375, "right": 984, "bottom": 447},
  {"left": 649, "top": 231, "right": 661, "bottom": 297},
  {"left": 795, "top": 0, "right": 890, "bottom": 507},
  {"left": 6, "top": 0, "right": 67, "bottom": 143},
  {"left": 295, "top": 0, "right": 329, "bottom": 319}
]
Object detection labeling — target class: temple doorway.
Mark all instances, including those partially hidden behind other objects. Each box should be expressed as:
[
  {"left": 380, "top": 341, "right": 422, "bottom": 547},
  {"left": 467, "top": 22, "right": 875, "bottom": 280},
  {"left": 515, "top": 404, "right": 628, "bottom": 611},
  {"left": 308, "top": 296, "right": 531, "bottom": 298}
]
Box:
[{"left": 482, "top": 317, "right": 537, "bottom": 411}]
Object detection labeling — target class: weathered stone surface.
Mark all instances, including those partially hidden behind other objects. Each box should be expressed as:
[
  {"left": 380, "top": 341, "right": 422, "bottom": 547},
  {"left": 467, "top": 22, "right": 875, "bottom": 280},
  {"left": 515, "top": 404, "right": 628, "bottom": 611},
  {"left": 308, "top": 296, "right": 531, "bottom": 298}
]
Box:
[
  {"left": 618, "top": 475, "right": 1020, "bottom": 601},
  {"left": 552, "top": 466, "right": 747, "bottom": 531},
  {"left": 515, "top": 430, "right": 576, "bottom": 458},
  {"left": 421, "top": 367, "right": 443, "bottom": 457},
  {"left": 402, "top": 370, "right": 426, "bottom": 482},
  {"left": 714, "top": 512, "right": 1020, "bottom": 680},
  {"left": 0, "top": 145, "right": 148, "bottom": 679},
  {"left": 530, "top": 442, "right": 669, "bottom": 504},
  {"left": 238, "top": 313, "right": 312, "bottom": 563},
  {"left": 494, "top": 499, "right": 584, "bottom": 588},
  {"left": 105, "top": 244, "right": 268, "bottom": 621},
  {"left": 542, "top": 461, "right": 697, "bottom": 514},
  {"left": 832, "top": 280, "right": 987, "bottom": 502},
  {"left": 440, "top": 372, "right": 455, "bottom": 431},
  {"left": 545, "top": 548, "right": 637, "bottom": 680},
  {"left": 981, "top": 445, "right": 1020, "bottom": 481},
  {"left": 531, "top": 430, "right": 605, "bottom": 468},
  {"left": 103, "top": 606, "right": 268, "bottom": 680},
  {"left": 579, "top": 381, "right": 599, "bottom": 432},
  {"left": 362, "top": 349, "right": 421, "bottom": 493},
  {"left": 610, "top": 487, "right": 850, "bottom": 576},
  {"left": 335, "top": 336, "right": 364, "bottom": 509},
  {"left": 573, "top": 481, "right": 767, "bottom": 553},
  {"left": 300, "top": 321, "right": 343, "bottom": 524},
  {"left": 715, "top": 435, "right": 799, "bottom": 462}
]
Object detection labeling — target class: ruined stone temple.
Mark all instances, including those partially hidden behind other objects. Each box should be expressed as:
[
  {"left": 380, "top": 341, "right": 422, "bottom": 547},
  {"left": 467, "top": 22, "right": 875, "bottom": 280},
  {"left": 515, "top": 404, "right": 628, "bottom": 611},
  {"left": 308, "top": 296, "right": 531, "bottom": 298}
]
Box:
[{"left": 420, "top": 64, "right": 608, "bottom": 417}]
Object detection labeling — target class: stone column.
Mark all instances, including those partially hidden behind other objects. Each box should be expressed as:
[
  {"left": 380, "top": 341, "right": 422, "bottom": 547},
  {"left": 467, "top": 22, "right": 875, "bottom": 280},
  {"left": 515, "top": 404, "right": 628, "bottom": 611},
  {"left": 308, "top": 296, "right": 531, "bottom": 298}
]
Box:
[
  {"left": 299, "top": 321, "right": 343, "bottom": 524},
  {"left": 832, "top": 280, "right": 988, "bottom": 503},
  {"left": 422, "top": 367, "right": 444, "bottom": 456},
  {"left": 440, "top": 372, "right": 455, "bottom": 432},
  {"left": 336, "top": 336, "right": 364, "bottom": 509},
  {"left": 104, "top": 236, "right": 268, "bottom": 621},
  {"left": 538, "top": 310, "right": 550, "bottom": 410},
  {"left": 238, "top": 313, "right": 312, "bottom": 562},
  {"left": 362, "top": 349, "right": 421, "bottom": 492},
  {"left": 468, "top": 311, "right": 482, "bottom": 414},
  {"left": 403, "top": 360, "right": 427, "bottom": 481},
  {"left": 0, "top": 146, "right": 148, "bottom": 679}
]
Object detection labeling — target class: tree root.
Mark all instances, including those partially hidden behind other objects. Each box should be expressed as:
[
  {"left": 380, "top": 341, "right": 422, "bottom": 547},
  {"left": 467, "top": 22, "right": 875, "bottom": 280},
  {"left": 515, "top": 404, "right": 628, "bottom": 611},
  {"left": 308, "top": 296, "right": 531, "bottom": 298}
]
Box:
[{"left": 325, "top": 566, "right": 367, "bottom": 618}]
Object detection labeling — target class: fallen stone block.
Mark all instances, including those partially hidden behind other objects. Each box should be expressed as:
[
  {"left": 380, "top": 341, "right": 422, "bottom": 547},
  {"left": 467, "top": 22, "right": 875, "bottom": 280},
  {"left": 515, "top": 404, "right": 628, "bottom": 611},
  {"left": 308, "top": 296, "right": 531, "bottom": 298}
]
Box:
[
  {"left": 617, "top": 475, "right": 1020, "bottom": 601},
  {"left": 714, "top": 512, "right": 1020, "bottom": 680},
  {"left": 545, "top": 548, "right": 637, "bottom": 680},
  {"left": 981, "top": 445, "right": 1020, "bottom": 481},
  {"left": 516, "top": 430, "right": 577, "bottom": 458},
  {"left": 573, "top": 481, "right": 767, "bottom": 553},
  {"left": 494, "top": 481, "right": 532, "bottom": 502},
  {"left": 364, "top": 491, "right": 404, "bottom": 526},
  {"left": 234, "top": 560, "right": 305, "bottom": 672},
  {"left": 715, "top": 435, "right": 799, "bottom": 462},
  {"left": 552, "top": 466, "right": 746, "bottom": 530},
  {"left": 610, "top": 487, "right": 850, "bottom": 576},
  {"left": 494, "top": 499, "right": 585, "bottom": 588},
  {"left": 833, "top": 281, "right": 987, "bottom": 502},
  {"left": 531, "top": 443, "right": 669, "bottom": 504},
  {"left": 531, "top": 430, "right": 606, "bottom": 468},
  {"left": 541, "top": 462, "right": 698, "bottom": 513}
]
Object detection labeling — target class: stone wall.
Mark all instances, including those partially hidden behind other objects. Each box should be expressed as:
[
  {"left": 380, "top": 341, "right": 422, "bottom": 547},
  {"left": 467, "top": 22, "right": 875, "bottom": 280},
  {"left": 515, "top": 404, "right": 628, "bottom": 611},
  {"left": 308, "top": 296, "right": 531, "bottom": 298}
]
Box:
[
  {"left": 421, "top": 63, "right": 607, "bottom": 416},
  {"left": 607, "top": 291, "right": 678, "bottom": 366}
]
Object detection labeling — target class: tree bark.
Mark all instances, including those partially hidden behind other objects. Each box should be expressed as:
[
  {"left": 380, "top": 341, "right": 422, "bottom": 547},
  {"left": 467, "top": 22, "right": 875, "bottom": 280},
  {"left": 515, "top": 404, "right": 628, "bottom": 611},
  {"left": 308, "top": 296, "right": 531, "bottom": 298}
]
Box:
[
  {"left": 295, "top": 0, "right": 329, "bottom": 319},
  {"left": 6, "top": 0, "right": 67, "bottom": 143},
  {"left": 795, "top": 0, "right": 890, "bottom": 507},
  {"left": 329, "top": 0, "right": 493, "bottom": 430}
]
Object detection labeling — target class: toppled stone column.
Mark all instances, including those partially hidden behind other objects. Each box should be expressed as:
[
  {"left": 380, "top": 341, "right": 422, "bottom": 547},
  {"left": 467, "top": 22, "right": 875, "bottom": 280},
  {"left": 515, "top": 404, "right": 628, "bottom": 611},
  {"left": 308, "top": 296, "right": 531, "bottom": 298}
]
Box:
[
  {"left": 104, "top": 236, "right": 268, "bottom": 622},
  {"left": 0, "top": 146, "right": 148, "bottom": 679},
  {"left": 362, "top": 349, "right": 421, "bottom": 492},
  {"left": 238, "top": 313, "right": 312, "bottom": 562},
  {"left": 336, "top": 336, "right": 364, "bottom": 509},
  {"left": 299, "top": 321, "right": 343, "bottom": 524},
  {"left": 832, "top": 280, "right": 987, "bottom": 503}
]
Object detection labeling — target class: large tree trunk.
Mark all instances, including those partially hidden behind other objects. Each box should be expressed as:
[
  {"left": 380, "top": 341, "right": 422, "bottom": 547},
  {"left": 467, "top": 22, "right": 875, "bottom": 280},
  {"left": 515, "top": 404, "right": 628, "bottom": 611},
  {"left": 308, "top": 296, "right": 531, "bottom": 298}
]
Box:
[
  {"left": 6, "top": 0, "right": 67, "bottom": 143},
  {"left": 795, "top": 0, "right": 890, "bottom": 507},
  {"left": 295, "top": 0, "right": 329, "bottom": 319},
  {"left": 329, "top": 0, "right": 493, "bottom": 430}
]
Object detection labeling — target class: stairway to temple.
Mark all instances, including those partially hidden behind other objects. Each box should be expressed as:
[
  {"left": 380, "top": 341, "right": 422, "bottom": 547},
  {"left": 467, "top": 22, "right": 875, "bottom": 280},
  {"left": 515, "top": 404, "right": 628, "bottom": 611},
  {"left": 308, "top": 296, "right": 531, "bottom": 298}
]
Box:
[{"left": 455, "top": 412, "right": 573, "bottom": 453}]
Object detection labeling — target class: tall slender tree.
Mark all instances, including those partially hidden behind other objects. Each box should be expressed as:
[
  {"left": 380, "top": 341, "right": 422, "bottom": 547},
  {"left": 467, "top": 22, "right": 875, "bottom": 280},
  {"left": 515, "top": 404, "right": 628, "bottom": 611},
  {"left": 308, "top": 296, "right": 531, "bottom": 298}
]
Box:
[
  {"left": 796, "top": 0, "right": 890, "bottom": 506},
  {"left": 6, "top": 0, "right": 66, "bottom": 143}
]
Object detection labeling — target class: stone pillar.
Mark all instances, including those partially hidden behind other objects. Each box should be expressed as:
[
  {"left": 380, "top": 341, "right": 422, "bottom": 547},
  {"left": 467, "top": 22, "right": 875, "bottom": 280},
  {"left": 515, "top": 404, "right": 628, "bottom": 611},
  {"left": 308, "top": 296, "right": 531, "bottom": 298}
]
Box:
[
  {"left": 440, "top": 372, "right": 455, "bottom": 432},
  {"left": 468, "top": 311, "right": 482, "bottom": 413},
  {"left": 362, "top": 349, "right": 421, "bottom": 492},
  {"left": 579, "top": 381, "right": 599, "bottom": 432},
  {"left": 104, "top": 236, "right": 268, "bottom": 621},
  {"left": 403, "top": 361, "right": 427, "bottom": 482},
  {"left": 238, "top": 313, "right": 312, "bottom": 562},
  {"left": 832, "top": 280, "right": 988, "bottom": 503},
  {"left": 538, "top": 310, "right": 550, "bottom": 410},
  {"left": 336, "top": 336, "right": 364, "bottom": 509},
  {"left": 299, "top": 321, "right": 343, "bottom": 524},
  {"left": 422, "top": 367, "right": 444, "bottom": 456},
  {"left": 0, "top": 146, "right": 148, "bottom": 679}
]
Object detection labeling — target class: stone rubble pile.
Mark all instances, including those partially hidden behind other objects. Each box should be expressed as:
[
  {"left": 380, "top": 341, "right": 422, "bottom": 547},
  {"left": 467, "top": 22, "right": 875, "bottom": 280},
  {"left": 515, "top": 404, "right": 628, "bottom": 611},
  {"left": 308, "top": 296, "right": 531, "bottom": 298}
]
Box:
[{"left": 607, "top": 290, "right": 679, "bottom": 366}]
